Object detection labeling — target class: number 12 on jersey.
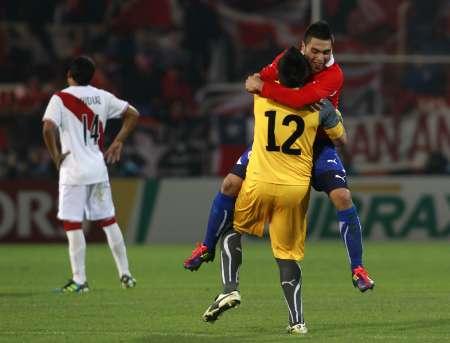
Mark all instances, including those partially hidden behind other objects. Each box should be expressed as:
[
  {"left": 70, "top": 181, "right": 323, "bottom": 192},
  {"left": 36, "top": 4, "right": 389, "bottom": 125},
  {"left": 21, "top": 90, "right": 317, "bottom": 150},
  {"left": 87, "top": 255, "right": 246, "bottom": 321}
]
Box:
[
  {"left": 82, "top": 114, "right": 100, "bottom": 145},
  {"left": 265, "top": 110, "right": 305, "bottom": 155}
]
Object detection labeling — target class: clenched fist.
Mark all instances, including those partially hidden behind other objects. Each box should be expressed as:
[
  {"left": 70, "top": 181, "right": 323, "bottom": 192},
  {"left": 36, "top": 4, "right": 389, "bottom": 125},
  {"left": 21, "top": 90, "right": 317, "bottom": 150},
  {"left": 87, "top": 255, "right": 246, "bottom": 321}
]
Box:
[{"left": 245, "top": 73, "right": 263, "bottom": 93}]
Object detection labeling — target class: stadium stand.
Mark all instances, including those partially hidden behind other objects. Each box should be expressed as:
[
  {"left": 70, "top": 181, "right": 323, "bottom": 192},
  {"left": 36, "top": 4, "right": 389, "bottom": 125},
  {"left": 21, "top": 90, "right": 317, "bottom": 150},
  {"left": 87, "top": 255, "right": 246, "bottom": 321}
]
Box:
[{"left": 0, "top": 0, "right": 448, "bottom": 178}]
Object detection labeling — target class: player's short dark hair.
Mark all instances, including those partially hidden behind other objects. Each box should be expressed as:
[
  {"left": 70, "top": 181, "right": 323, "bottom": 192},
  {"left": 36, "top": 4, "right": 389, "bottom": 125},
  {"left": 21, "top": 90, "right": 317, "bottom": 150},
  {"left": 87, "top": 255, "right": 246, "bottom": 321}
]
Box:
[
  {"left": 68, "top": 56, "right": 95, "bottom": 85},
  {"left": 303, "top": 20, "right": 334, "bottom": 44},
  {"left": 278, "top": 47, "right": 311, "bottom": 88}
]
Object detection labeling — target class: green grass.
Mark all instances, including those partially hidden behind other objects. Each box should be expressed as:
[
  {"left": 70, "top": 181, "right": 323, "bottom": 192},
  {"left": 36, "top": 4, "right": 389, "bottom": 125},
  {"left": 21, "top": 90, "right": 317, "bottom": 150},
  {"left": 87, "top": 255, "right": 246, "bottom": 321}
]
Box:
[{"left": 0, "top": 241, "right": 449, "bottom": 342}]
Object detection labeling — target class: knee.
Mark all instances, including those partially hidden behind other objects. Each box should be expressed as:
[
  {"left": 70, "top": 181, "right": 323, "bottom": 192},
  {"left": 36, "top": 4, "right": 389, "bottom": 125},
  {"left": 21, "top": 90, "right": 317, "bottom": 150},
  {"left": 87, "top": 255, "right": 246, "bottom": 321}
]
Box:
[
  {"left": 329, "top": 188, "right": 353, "bottom": 211},
  {"left": 220, "top": 173, "right": 243, "bottom": 197},
  {"left": 221, "top": 228, "right": 242, "bottom": 246},
  {"left": 276, "top": 258, "right": 300, "bottom": 281}
]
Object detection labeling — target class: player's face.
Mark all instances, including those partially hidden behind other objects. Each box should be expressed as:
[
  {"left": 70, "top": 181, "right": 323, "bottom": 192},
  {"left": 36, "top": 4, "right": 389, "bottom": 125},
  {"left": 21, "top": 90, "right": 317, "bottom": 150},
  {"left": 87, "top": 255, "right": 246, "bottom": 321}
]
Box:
[{"left": 301, "top": 38, "right": 332, "bottom": 73}]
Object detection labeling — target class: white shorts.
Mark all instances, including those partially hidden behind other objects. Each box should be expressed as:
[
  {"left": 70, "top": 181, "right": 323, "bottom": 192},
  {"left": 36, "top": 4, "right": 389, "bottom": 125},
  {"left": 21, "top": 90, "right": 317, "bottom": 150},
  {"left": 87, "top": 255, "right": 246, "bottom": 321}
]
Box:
[{"left": 58, "top": 182, "right": 115, "bottom": 222}]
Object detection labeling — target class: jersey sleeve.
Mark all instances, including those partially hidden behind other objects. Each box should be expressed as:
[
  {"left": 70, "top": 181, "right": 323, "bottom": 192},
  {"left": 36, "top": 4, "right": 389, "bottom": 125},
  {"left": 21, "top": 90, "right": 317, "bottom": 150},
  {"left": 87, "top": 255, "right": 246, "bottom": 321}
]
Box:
[
  {"left": 105, "top": 91, "right": 129, "bottom": 119},
  {"left": 260, "top": 66, "right": 343, "bottom": 109},
  {"left": 324, "top": 122, "right": 345, "bottom": 140},
  {"left": 42, "top": 95, "right": 63, "bottom": 127},
  {"left": 319, "top": 101, "right": 345, "bottom": 140},
  {"left": 259, "top": 50, "right": 285, "bottom": 81}
]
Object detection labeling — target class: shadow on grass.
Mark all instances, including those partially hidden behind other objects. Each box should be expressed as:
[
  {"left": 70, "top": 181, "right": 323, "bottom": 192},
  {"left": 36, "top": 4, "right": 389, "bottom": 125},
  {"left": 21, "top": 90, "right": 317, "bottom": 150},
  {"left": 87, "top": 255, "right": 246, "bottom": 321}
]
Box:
[
  {"left": 317, "top": 318, "right": 450, "bottom": 333},
  {"left": 131, "top": 326, "right": 299, "bottom": 343},
  {"left": 132, "top": 335, "right": 250, "bottom": 343}
]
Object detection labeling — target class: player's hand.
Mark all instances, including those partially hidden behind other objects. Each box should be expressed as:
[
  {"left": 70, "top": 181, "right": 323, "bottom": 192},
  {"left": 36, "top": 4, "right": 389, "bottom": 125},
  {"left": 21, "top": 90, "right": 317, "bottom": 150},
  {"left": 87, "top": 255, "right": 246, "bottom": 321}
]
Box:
[
  {"left": 105, "top": 141, "right": 123, "bottom": 164},
  {"left": 56, "top": 151, "right": 70, "bottom": 170},
  {"left": 311, "top": 99, "right": 332, "bottom": 111},
  {"left": 245, "top": 74, "right": 263, "bottom": 93}
]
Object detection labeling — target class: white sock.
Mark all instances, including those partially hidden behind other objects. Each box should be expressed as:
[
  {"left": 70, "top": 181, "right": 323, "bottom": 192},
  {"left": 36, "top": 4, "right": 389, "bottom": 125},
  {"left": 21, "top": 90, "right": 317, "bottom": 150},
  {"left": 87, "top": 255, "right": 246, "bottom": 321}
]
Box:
[
  {"left": 66, "top": 229, "right": 87, "bottom": 284},
  {"left": 103, "top": 223, "right": 131, "bottom": 277}
]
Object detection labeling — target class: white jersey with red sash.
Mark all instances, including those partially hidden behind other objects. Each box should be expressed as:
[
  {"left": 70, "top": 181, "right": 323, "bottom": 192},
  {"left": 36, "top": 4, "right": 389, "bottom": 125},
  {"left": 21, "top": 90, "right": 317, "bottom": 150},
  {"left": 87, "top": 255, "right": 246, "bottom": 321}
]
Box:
[{"left": 43, "top": 85, "right": 128, "bottom": 185}]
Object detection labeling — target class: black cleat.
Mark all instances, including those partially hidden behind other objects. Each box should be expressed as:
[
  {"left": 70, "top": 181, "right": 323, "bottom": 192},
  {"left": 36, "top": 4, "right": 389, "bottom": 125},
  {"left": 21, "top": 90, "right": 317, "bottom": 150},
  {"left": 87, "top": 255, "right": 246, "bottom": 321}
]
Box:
[{"left": 202, "top": 291, "right": 241, "bottom": 323}]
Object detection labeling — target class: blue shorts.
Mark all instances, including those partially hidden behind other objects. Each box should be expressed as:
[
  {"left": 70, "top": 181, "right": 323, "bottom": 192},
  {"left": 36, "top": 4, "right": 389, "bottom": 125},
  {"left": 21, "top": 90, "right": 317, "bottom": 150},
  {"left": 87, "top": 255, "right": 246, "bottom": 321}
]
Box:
[
  {"left": 311, "top": 144, "right": 348, "bottom": 193},
  {"left": 230, "top": 144, "right": 347, "bottom": 194},
  {"left": 230, "top": 147, "right": 252, "bottom": 179}
]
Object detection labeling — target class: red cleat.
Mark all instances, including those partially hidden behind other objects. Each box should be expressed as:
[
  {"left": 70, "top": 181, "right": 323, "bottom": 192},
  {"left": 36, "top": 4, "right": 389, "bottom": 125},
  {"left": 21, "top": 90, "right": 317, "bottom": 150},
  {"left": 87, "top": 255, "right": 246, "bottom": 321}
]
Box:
[
  {"left": 183, "top": 243, "right": 215, "bottom": 271},
  {"left": 352, "top": 266, "right": 375, "bottom": 292}
]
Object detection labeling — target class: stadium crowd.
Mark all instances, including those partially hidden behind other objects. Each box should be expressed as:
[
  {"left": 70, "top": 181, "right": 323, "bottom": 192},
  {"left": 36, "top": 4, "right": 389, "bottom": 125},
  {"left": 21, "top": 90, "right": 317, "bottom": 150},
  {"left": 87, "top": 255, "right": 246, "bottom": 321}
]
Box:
[{"left": 0, "top": 0, "right": 448, "bottom": 179}]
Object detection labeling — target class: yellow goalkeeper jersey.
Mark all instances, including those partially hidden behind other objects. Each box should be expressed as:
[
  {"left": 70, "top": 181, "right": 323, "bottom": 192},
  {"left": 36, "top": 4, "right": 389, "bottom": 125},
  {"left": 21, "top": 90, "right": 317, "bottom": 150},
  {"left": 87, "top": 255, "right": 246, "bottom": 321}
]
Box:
[{"left": 246, "top": 95, "right": 344, "bottom": 185}]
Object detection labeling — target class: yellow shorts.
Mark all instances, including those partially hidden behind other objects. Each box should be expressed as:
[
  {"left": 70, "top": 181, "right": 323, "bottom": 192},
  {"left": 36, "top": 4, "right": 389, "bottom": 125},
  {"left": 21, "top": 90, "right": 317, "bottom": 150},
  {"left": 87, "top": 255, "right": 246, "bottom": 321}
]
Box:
[{"left": 233, "top": 179, "right": 311, "bottom": 261}]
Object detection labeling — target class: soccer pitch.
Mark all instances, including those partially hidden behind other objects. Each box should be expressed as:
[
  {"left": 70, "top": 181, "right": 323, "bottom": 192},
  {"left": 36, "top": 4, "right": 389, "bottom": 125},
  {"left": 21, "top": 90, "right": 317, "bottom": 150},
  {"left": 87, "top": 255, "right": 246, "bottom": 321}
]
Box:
[{"left": 0, "top": 241, "right": 449, "bottom": 342}]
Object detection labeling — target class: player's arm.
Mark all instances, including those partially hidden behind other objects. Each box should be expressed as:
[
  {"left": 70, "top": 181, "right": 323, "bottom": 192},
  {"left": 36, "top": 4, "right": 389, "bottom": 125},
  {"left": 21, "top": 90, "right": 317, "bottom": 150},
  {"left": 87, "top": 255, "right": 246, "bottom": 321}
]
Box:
[
  {"left": 319, "top": 100, "right": 347, "bottom": 146},
  {"left": 245, "top": 51, "right": 285, "bottom": 92},
  {"left": 248, "top": 66, "right": 343, "bottom": 109},
  {"left": 262, "top": 68, "right": 343, "bottom": 109},
  {"left": 42, "top": 120, "right": 69, "bottom": 169},
  {"left": 105, "top": 105, "right": 139, "bottom": 164}
]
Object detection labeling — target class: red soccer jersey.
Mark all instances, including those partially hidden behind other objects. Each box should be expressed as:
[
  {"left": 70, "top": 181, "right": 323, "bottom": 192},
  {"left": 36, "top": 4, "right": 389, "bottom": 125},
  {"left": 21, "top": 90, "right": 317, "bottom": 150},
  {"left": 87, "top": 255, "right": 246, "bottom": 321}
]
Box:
[{"left": 259, "top": 51, "right": 343, "bottom": 109}]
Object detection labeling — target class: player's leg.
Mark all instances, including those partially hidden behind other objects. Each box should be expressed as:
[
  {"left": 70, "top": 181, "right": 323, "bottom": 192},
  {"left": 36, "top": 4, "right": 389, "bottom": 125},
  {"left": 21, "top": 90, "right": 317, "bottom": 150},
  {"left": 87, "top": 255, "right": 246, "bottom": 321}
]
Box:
[
  {"left": 98, "top": 217, "right": 136, "bottom": 288},
  {"left": 203, "top": 179, "right": 266, "bottom": 322},
  {"left": 276, "top": 259, "right": 307, "bottom": 334},
  {"left": 86, "top": 182, "right": 136, "bottom": 288},
  {"left": 184, "top": 148, "right": 251, "bottom": 271},
  {"left": 269, "top": 184, "right": 309, "bottom": 334},
  {"left": 202, "top": 226, "right": 242, "bottom": 322},
  {"left": 204, "top": 173, "right": 242, "bottom": 250},
  {"left": 329, "top": 187, "right": 374, "bottom": 291},
  {"left": 329, "top": 187, "right": 361, "bottom": 267},
  {"left": 56, "top": 184, "right": 89, "bottom": 293},
  {"left": 220, "top": 227, "right": 242, "bottom": 294},
  {"left": 312, "top": 145, "right": 374, "bottom": 292}
]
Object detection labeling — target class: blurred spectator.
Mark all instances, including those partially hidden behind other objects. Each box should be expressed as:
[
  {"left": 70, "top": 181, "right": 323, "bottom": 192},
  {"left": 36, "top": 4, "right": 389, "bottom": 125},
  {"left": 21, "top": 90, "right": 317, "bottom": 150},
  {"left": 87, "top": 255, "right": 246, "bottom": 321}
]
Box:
[
  {"left": 54, "top": 0, "right": 84, "bottom": 24},
  {"left": 407, "top": 0, "right": 443, "bottom": 53},
  {"left": 181, "top": 0, "right": 223, "bottom": 86},
  {"left": 28, "top": 147, "right": 53, "bottom": 177},
  {"left": 122, "top": 52, "right": 162, "bottom": 116},
  {"left": 15, "top": 76, "right": 51, "bottom": 114},
  {"left": 133, "top": 129, "right": 167, "bottom": 177},
  {"left": 161, "top": 67, "right": 194, "bottom": 108},
  {"left": 402, "top": 62, "right": 446, "bottom": 100},
  {"left": 90, "top": 52, "right": 120, "bottom": 95},
  {"left": 109, "top": 0, "right": 174, "bottom": 31},
  {"left": 324, "top": 0, "right": 357, "bottom": 35}
]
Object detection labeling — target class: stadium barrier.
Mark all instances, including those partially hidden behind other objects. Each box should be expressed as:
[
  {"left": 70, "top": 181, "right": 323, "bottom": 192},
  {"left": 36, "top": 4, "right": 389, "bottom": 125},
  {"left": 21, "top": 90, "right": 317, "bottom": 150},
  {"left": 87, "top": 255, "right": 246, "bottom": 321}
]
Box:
[
  {"left": 0, "top": 177, "right": 448, "bottom": 243},
  {"left": 0, "top": 179, "right": 145, "bottom": 243}
]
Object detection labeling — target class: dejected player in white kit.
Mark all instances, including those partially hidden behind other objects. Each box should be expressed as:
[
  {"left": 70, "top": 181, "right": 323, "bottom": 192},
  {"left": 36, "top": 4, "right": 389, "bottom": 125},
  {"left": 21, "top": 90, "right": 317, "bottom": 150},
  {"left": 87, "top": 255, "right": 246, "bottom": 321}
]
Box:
[{"left": 42, "top": 56, "right": 139, "bottom": 293}]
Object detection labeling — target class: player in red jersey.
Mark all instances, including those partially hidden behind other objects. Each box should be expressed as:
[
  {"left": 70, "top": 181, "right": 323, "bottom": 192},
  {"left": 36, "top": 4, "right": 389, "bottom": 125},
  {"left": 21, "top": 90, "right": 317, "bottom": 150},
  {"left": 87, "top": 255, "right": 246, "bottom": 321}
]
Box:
[
  {"left": 43, "top": 56, "right": 139, "bottom": 292},
  {"left": 256, "top": 42, "right": 343, "bottom": 108},
  {"left": 184, "top": 21, "right": 374, "bottom": 293}
]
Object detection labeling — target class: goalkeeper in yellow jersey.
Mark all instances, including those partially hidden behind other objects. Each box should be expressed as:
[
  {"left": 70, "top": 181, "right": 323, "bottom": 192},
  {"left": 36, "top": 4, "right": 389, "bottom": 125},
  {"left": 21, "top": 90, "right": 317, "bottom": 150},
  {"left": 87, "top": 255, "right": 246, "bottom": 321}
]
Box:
[{"left": 202, "top": 47, "right": 347, "bottom": 335}]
